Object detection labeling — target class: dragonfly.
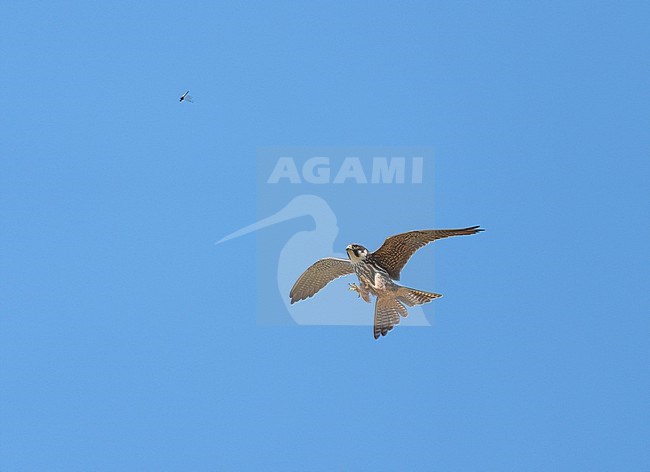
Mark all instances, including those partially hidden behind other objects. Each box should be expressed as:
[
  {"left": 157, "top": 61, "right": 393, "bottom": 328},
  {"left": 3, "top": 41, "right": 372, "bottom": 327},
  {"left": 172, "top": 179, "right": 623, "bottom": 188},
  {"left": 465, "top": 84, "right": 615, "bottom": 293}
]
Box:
[{"left": 179, "top": 91, "right": 193, "bottom": 103}]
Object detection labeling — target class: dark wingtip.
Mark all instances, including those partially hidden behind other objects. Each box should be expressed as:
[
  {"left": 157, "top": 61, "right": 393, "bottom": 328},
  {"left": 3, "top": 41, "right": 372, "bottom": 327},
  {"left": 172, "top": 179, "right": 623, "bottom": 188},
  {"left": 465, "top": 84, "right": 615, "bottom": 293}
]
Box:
[{"left": 290, "top": 292, "right": 311, "bottom": 304}]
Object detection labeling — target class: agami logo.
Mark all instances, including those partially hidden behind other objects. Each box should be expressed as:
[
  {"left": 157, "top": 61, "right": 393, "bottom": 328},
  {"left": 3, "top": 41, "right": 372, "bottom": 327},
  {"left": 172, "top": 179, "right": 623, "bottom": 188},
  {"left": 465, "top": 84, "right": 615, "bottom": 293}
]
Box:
[
  {"left": 219, "top": 148, "right": 436, "bottom": 327},
  {"left": 267, "top": 157, "right": 424, "bottom": 184}
]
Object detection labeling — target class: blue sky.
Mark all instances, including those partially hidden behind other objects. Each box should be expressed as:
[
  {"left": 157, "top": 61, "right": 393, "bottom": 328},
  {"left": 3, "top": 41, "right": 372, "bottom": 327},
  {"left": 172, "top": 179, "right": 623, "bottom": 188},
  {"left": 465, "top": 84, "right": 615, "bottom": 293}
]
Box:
[{"left": 1, "top": 1, "right": 649, "bottom": 470}]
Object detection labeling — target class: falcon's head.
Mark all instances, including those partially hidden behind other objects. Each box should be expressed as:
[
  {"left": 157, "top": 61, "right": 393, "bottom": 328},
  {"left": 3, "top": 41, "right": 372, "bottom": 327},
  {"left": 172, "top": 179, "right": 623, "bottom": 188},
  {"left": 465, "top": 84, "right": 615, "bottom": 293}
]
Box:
[{"left": 346, "top": 244, "right": 368, "bottom": 262}]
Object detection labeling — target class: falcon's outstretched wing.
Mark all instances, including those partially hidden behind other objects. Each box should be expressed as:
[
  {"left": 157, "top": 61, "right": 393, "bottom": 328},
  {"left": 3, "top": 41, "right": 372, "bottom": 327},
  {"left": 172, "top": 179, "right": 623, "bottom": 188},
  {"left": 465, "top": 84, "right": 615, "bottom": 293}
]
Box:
[
  {"left": 371, "top": 226, "right": 484, "bottom": 280},
  {"left": 290, "top": 258, "right": 354, "bottom": 304}
]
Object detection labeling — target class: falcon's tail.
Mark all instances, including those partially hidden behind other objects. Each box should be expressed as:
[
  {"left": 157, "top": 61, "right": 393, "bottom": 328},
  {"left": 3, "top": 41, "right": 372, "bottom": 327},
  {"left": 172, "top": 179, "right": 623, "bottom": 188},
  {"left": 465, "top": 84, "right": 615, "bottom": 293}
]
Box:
[
  {"left": 374, "top": 296, "right": 409, "bottom": 339},
  {"left": 374, "top": 286, "right": 442, "bottom": 339},
  {"left": 395, "top": 286, "right": 442, "bottom": 307}
]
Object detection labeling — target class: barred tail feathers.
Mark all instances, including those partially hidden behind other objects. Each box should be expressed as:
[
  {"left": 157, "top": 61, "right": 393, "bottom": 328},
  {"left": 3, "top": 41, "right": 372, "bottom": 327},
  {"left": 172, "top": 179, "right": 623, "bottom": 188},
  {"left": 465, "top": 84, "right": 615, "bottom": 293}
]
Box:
[
  {"left": 373, "top": 296, "right": 409, "bottom": 339},
  {"left": 373, "top": 286, "right": 442, "bottom": 339}
]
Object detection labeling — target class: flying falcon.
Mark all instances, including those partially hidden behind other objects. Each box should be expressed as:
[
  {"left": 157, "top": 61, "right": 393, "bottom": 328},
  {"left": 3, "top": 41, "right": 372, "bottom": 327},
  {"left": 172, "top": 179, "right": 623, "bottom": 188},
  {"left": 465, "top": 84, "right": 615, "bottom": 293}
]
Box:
[
  {"left": 179, "top": 90, "right": 193, "bottom": 103},
  {"left": 290, "top": 226, "right": 484, "bottom": 339}
]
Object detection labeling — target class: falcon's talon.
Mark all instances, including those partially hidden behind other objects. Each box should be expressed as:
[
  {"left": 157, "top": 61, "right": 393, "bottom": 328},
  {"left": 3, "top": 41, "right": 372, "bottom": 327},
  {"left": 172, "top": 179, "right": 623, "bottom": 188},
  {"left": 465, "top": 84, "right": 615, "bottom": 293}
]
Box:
[{"left": 348, "top": 283, "right": 363, "bottom": 298}]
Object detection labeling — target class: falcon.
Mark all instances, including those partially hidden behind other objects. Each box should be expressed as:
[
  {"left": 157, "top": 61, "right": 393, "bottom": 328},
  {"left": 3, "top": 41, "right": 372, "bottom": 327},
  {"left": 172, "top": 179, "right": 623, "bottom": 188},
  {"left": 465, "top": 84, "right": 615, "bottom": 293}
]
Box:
[
  {"left": 179, "top": 90, "right": 193, "bottom": 103},
  {"left": 290, "top": 226, "right": 484, "bottom": 339}
]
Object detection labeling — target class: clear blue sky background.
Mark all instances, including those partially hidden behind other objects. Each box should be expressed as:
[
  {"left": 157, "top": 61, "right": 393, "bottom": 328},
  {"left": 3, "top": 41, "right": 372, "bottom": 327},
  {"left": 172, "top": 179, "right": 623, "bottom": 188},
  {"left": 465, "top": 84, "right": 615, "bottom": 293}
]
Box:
[{"left": 1, "top": 2, "right": 649, "bottom": 470}]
